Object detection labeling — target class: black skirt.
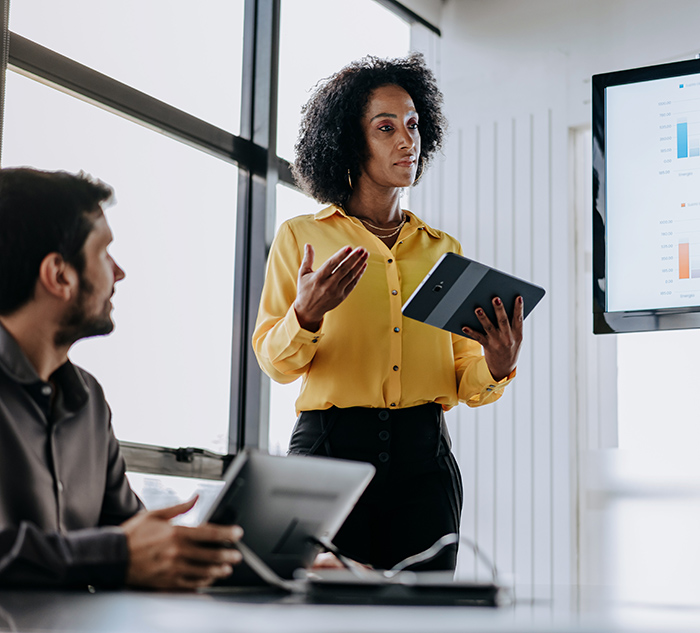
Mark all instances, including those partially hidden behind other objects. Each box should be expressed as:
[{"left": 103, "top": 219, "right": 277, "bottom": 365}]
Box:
[{"left": 289, "top": 403, "right": 463, "bottom": 572}]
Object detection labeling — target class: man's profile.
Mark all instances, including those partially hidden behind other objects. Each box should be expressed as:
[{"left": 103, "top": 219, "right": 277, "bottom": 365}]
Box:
[{"left": 0, "top": 167, "right": 242, "bottom": 589}]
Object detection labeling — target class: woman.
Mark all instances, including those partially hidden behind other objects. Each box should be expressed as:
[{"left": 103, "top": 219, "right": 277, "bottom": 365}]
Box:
[{"left": 253, "top": 54, "right": 522, "bottom": 572}]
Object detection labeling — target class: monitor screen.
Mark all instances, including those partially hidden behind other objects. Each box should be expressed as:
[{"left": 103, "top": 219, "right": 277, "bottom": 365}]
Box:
[{"left": 593, "top": 57, "right": 700, "bottom": 334}]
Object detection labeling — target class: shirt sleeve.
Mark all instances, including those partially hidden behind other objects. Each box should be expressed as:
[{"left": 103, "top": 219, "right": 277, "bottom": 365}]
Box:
[
  {"left": 0, "top": 522, "right": 128, "bottom": 588},
  {"left": 99, "top": 412, "right": 144, "bottom": 526},
  {"left": 252, "top": 222, "right": 325, "bottom": 384}
]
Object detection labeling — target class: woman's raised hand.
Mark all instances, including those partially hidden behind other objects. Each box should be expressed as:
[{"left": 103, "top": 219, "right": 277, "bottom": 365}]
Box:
[
  {"left": 462, "top": 296, "right": 524, "bottom": 382},
  {"left": 294, "top": 243, "right": 369, "bottom": 332}
]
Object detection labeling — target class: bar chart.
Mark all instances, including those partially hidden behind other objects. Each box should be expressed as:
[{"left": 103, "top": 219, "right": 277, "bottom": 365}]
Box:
[{"left": 605, "top": 72, "right": 700, "bottom": 312}]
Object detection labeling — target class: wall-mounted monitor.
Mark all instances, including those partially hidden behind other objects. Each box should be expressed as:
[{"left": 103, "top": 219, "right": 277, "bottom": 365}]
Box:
[{"left": 593, "top": 57, "right": 700, "bottom": 334}]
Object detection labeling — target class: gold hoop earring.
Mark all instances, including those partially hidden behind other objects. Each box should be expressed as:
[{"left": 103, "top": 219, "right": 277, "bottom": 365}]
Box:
[
  {"left": 347, "top": 169, "right": 353, "bottom": 190},
  {"left": 413, "top": 156, "right": 424, "bottom": 186}
]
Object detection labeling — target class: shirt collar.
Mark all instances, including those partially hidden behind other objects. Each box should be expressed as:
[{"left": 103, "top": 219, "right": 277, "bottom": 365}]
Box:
[
  {"left": 314, "top": 204, "right": 442, "bottom": 238},
  {"left": 0, "top": 321, "right": 89, "bottom": 412}
]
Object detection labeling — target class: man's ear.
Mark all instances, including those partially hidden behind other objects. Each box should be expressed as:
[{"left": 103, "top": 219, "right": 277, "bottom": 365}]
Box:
[{"left": 37, "top": 253, "right": 79, "bottom": 302}]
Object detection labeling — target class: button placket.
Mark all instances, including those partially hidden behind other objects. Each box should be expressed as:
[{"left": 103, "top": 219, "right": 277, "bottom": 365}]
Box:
[{"left": 386, "top": 253, "right": 403, "bottom": 407}]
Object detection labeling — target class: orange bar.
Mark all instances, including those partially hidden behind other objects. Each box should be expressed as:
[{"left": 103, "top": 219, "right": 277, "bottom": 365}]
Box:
[{"left": 679, "top": 242, "right": 690, "bottom": 279}]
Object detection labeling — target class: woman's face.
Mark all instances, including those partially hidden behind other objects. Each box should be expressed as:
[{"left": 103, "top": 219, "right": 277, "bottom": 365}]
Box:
[{"left": 358, "top": 84, "right": 421, "bottom": 190}]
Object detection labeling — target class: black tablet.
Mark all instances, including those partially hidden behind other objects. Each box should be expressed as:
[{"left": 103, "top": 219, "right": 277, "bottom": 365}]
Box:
[{"left": 402, "top": 252, "right": 546, "bottom": 336}]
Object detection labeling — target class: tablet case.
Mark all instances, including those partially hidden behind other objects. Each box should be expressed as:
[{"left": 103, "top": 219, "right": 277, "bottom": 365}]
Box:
[{"left": 402, "top": 253, "right": 546, "bottom": 336}]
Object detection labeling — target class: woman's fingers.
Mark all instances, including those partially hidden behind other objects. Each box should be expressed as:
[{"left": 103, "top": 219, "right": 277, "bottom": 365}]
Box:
[
  {"left": 298, "top": 243, "right": 316, "bottom": 277},
  {"left": 294, "top": 245, "right": 368, "bottom": 330},
  {"left": 461, "top": 296, "right": 524, "bottom": 381},
  {"left": 491, "top": 297, "right": 512, "bottom": 333}
]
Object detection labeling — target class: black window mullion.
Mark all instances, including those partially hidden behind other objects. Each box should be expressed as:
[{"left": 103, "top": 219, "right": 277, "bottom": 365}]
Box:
[{"left": 229, "top": 0, "right": 280, "bottom": 454}]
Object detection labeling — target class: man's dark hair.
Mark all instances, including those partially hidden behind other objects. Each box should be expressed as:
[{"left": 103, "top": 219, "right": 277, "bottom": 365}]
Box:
[
  {"left": 292, "top": 53, "right": 446, "bottom": 206},
  {"left": 0, "top": 167, "right": 113, "bottom": 315}
]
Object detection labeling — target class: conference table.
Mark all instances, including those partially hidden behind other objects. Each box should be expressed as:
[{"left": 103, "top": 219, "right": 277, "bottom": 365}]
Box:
[{"left": 1, "top": 584, "right": 700, "bottom": 633}]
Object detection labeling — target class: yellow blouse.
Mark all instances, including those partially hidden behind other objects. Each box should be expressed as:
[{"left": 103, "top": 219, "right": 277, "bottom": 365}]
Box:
[{"left": 252, "top": 205, "right": 514, "bottom": 413}]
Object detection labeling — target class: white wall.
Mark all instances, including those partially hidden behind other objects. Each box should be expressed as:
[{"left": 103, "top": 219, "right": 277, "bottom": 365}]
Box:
[{"left": 411, "top": 0, "right": 700, "bottom": 596}]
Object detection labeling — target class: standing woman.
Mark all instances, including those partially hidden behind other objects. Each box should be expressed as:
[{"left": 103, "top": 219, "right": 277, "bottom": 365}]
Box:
[{"left": 253, "top": 54, "right": 523, "bottom": 572}]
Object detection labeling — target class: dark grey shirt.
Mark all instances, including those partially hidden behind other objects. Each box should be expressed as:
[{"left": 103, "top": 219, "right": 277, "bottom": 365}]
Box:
[{"left": 0, "top": 323, "right": 142, "bottom": 588}]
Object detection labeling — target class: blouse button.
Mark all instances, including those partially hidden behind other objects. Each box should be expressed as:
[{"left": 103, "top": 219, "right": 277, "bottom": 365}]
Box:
[
  {"left": 394, "top": 327, "right": 400, "bottom": 333},
  {"left": 387, "top": 259, "right": 393, "bottom": 264},
  {"left": 393, "top": 365, "right": 399, "bottom": 371},
  {"left": 391, "top": 290, "right": 398, "bottom": 296}
]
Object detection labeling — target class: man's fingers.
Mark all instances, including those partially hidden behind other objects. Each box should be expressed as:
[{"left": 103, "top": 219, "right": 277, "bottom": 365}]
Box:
[
  {"left": 186, "top": 523, "right": 243, "bottom": 545},
  {"left": 150, "top": 496, "right": 198, "bottom": 521},
  {"left": 169, "top": 562, "right": 234, "bottom": 588},
  {"left": 179, "top": 541, "right": 243, "bottom": 566}
]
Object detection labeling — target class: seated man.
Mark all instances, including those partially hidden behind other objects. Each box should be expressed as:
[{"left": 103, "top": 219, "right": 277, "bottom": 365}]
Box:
[{"left": 0, "top": 167, "right": 242, "bottom": 590}]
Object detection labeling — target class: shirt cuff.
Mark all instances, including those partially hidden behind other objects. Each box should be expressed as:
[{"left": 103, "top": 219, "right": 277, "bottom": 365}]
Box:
[
  {"left": 62, "top": 526, "right": 129, "bottom": 588},
  {"left": 465, "top": 362, "right": 516, "bottom": 407},
  {"left": 285, "top": 305, "right": 325, "bottom": 345}
]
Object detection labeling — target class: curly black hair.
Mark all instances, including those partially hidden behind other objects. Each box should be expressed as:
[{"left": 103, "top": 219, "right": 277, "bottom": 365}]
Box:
[{"left": 292, "top": 53, "right": 446, "bottom": 205}]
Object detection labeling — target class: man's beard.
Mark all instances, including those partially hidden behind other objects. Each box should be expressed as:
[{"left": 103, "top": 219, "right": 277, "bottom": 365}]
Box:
[{"left": 55, "top": 277, "right": 114, "bottom": 347}]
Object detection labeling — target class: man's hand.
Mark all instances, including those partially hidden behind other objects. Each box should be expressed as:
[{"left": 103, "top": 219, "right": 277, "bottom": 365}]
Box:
[
  {"left": 462, "top": 296, "right": 524, "bottom": 382},
  {"left": 294, "top": 244, "right": 369, "bottom": 332},
  {"left": 121, "top": 497, "right": 244, "bottom": 590}
]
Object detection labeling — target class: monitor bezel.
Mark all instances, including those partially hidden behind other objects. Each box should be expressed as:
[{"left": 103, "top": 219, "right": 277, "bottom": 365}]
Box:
[{"left": 592, "top": 57, "right": 700, "bottom": 334}]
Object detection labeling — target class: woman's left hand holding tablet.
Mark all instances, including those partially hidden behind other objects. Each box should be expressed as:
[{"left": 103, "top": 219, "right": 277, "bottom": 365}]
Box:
[
  {"left": 294, "top": 243, "right": 369, "bottom": 332},
  {"left": 462, "top": 296, "right": 524, "bottom": 382}
]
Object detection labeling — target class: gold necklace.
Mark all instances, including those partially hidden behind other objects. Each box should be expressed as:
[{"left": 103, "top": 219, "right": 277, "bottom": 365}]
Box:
[{"left": 358, "top": 213, "right": 407, "bottom": 238}]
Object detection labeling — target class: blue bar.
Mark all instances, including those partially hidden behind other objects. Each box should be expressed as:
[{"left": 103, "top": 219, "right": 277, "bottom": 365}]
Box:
[
  {"left": 678, "top": 122, "right": 688, "bottom": 158},
  {"left": 690, "top": 139, "right": 700, "bottom": 157}
]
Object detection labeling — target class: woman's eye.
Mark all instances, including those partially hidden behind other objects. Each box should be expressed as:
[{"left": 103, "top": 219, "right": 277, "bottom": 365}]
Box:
[
  {"left": 408, "top": 122, "right": 419, "bottom": 130},
  {"left": 379, "top": 125, "right": 393, "bottom": 132}
]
